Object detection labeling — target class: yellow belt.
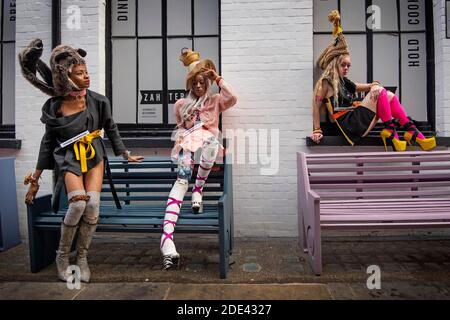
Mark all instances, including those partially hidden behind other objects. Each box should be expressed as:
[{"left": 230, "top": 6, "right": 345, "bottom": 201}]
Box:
[{"left": 73, "top": 130, "right": 103, "bottom": 173}]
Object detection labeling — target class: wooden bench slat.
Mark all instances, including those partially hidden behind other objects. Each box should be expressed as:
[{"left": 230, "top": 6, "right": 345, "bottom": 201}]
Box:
[
  {"left": 309, "top": 173, "right": 450, "bottom": 183},
  {"left": 109, "top": 163, "right": 225, "bottom": 170},
  {"left": 41, "top": 213, "right": 220, "bottom": 220},
  {"left": 307, "top": 155, "right": 450, "bottom": 165},
  {"left": 47, "top": 205, "right": 221, "bottom": 218},
  {"left": 308, "top": 165, "right": 450, "bottom": 173},
  {"left": 103, "top": 179, "right": 225, "bottom": 184},
  {"left": 312, "top": 181, "right": 450, "bottom": 190},
  {"left": 35, "top": 224, "right": 219, "bottom": 233},
  {"left": 100, "top": 195, "right": 221, "bottom": 202},
  {"left": 317, "top": 189, "right": 450, "bottom": 199},
  {"left": 321, "top": 222, "right": 450, "bottom": 229},
  {"left": 321, "top": 198, "right": 450, "bottom": 204},
  {"left": 108, "top": 156, "right": 225, "bottom": 163},
  {"left": 63, "top": 205, "right": 218, "bottom": 212},
  {"left": 321, "top": 213, "right": 450, "bottom": 222},
  {"left": 109, "top": 163, "right": 176, "bottom": 169},
  {"left": 35, "top": 216, "right": 219, "bottom": 226},
  {"left": 100, "top": 218, "right": 219, "bottom": 226},
  {"left": 321, "top": 207, "right": 450, "bottom": 214},
  {"left": 321, "top": 203, "right": 450, "bottom": 210},
  {"left": 305, "top": 151, "right": 450, "bottom": 158},
  {"left": 102, "top": 186, "right": 223, "bottom": 193},
  {"left": 108, "top": 156, "right": 173, "bottom": 162},
  {"left": 99, "top": 205, "right": 219, "bottom": 211}
]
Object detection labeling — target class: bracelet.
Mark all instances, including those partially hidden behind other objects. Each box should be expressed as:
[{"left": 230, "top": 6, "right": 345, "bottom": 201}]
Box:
[
  {"left": 313, "top": 128, "right": 323, "bottom": 134},
  {"left": 215, "top": 76, "right": 222, "bottom": 86},
  {"left": 122, "top": 150, "right": 131, "bottom": 160}
]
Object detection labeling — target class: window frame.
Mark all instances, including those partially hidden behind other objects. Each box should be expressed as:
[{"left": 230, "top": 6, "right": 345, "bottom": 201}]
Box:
[
  {"left": 106, "top": 0, "right": 222, "bottom": 129},
  {"left": 0, "top": 0, "right": 16, "bottom": 127},
  {"left": 0, "top": 0, "right": 19, "bottom": 149}
]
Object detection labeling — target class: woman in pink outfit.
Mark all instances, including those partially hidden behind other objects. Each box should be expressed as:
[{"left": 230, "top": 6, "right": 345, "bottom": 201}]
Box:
[{"left": 161, "top": 48, "right": 237, "bottom": 270}]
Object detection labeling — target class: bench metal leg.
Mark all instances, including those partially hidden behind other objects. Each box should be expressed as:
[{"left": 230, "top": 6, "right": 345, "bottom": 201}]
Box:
[
  {"left": 219, "top": 200, "right": 232, "bottom": 279},
  {"left": 219, "top": 231, "right": 230, "bottom": 280},
  {"left": 219, "top": 218, "right": 230, "bottom": 279}
]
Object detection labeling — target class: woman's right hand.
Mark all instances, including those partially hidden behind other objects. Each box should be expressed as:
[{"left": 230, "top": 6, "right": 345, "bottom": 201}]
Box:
[{"left": 310, "top": 132, "right": 323, "bottom": 144}]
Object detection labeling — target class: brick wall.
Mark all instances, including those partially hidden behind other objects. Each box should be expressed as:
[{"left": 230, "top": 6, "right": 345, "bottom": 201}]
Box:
[
  {"left": 15, "top": 0, "right": 53, "bottom": 238},
  {"left": 220, "top": 0, "right": 313, "bottom": 237}
]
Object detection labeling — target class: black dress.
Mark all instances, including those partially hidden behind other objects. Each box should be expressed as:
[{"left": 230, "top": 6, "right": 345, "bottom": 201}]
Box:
[
  {"left": 323, "top": 77, "right": 377, "bottom": 145},
  {"left": 36, "top": 90, "right": 126, "bottom": 210}
]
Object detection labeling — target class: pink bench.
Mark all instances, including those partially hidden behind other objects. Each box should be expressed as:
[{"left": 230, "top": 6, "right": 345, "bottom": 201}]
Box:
[{"left": 297, "top": 151, "right": 450, "bottom": 275}]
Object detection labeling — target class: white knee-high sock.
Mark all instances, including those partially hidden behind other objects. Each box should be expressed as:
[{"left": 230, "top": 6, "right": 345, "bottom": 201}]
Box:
[
  {"left": 193, "top": 140, "right": 219, "bottom": 196},
  {"left": 161, "top": 179, "right": 188, "bottom": 256},
  {"left": 64, "top": 190, "right": 88, "bottom": 226}
]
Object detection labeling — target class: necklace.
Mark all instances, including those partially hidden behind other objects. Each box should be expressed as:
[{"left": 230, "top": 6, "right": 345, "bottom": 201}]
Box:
[{"left": 68, "top": 89, "right": 87, "bottom": 101}]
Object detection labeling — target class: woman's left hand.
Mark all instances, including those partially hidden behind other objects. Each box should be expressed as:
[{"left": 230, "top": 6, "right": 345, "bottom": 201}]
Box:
[{"left": 127, "top": 155, "right": 144, "bottom": 162}]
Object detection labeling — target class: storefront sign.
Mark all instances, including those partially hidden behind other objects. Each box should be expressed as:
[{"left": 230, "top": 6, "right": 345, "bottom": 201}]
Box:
[
  {"left": 112, "top": 0, "right": 136, "bottom": 37},
  {"left": 401, "top": 33, "right": 427, "bottom": 120},
  {"left": 3, "top": 0, "right": 16, "bottom": 41},
  {"left": 138, "top": 105, "right": 162, "bottom": 124},
  {"left": 140, "top": 90, "right": 188, "bottom": 105},
  {"left": 400, "top": 0, "right": 425, "bottom": 31}
]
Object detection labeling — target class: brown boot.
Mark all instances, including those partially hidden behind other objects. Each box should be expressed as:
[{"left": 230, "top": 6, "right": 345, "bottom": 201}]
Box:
[
  {"left": 76, "top": 219, "right": 97, "bottom": 283},
  {"left": 55, "top": 223, "right": 78, "bottom": 282}
]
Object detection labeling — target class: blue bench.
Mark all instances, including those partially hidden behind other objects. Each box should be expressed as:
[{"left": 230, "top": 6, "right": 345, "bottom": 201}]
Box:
[{"left": 27, "top": 156, "right": 234, "bottom": 279}]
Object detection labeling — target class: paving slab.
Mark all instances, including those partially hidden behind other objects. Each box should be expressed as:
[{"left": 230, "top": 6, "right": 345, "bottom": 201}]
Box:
[
  {"left": 74, "top": 283, "right": 171, "bottom": 300},
  {"left": 165, "top": 283, "right": 332, "bottom": 300},
  {"left": 0, "top": 282, "right": 83, "bottom": 300}
]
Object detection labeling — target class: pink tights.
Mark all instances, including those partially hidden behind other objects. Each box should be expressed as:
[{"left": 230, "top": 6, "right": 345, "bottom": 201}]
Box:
[{"left": 376, "top": 89, "right": 425, "bottom": 140}]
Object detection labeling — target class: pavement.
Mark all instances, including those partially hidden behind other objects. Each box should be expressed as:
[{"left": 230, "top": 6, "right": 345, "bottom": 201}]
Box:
[{"left": 1, "top": 233, "right": 450, "bottom": 300}]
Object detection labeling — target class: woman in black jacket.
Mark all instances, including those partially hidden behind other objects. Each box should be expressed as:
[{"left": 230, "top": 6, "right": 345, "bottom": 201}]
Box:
[{"left": 19, "top": 39, "right": 143, "bottom": 282}]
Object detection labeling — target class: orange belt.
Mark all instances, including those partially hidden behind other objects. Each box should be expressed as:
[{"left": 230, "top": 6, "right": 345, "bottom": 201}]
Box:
[{"left": 331, "top": 101, "right": 363, "bottom": 120}]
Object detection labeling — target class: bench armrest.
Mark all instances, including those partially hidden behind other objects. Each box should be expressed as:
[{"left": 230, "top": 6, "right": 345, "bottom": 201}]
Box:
[
  {"left": 26, "top": 194, "right": 53, "bottom": 216},
  {"left": 307, "top": 190, "right": 320, "bottom": 202},
  {"left": 219, "top": 193, "right": 228, "bottom": 206},
  {"left": 26, "top": 194, "right": 53, "bottom": 241}
]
